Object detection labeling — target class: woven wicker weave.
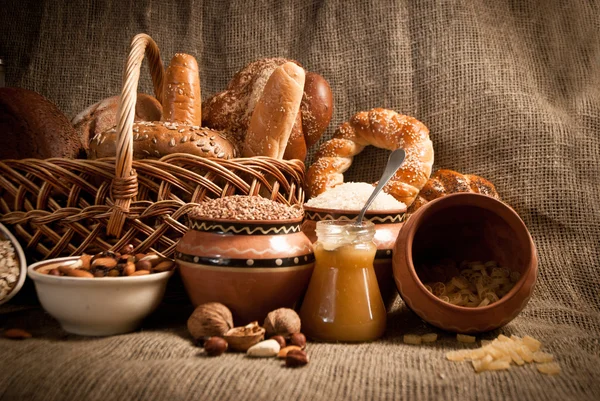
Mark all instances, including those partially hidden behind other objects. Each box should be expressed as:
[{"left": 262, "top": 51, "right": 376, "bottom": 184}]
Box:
[{"left": 0, "top": 34, "right": 305, "bottom": 261}]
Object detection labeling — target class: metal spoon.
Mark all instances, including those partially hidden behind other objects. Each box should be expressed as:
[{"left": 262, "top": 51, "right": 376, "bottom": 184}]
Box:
[{"left": 356, "top": 148, "right": 406, "bottom": 224}]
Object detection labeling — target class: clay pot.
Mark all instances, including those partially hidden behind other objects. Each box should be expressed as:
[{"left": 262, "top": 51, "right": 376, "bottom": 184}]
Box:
[
  {"left": 302, "top": 206, "right": 406, "bottom": 309},
  {"left": 392, "top": 193, "right": 538, "bottom": 333},
  {"left": 176, "top": 216, "right": 314, "bottom": 325}
]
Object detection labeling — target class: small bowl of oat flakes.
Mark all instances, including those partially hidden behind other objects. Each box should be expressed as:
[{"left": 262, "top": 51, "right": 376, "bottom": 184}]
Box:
[{"left": 0, "top": 223, "right": 27, "bottom": 306}]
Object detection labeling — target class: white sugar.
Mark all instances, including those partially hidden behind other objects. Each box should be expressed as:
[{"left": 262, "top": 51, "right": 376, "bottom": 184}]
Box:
[{"left": 305, "top": 182, "right": 406, "bottom": 211}]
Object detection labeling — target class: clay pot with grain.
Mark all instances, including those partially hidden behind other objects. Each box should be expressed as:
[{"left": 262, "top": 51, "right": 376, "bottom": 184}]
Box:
[
  {"left": 176, "top": 216, "right": 314, "bottom": 325},
  {"left": 392, "top": 193, "right": 538, "bottom": 333}
]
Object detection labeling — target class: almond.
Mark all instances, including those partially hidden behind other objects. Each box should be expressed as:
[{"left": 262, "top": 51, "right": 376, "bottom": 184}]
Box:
[
  {"left": 4, "top": 328, "right": 32, "bottom": 339},
  {"left": 278, "top": 345, "right": 302, "bottom": 358}
]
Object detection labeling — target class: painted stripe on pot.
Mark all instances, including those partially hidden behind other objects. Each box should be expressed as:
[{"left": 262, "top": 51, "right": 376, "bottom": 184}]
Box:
[
  {"left": 176, "top": 252, "right": 315, "bottom": 268},
  {"left": 189, "top": 220, "right": 301, "bottom": 235},
  {"left": 304, "top": 212, "right": 406, "bottom": 224},
  {"left": 177, "top": 261, "right": 314, "bottom": 273}
]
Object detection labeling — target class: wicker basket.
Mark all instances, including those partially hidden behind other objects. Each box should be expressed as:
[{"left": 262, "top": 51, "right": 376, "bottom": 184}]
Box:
[{"left": 0, "top": 34, "right": 305, "bottom": 261}]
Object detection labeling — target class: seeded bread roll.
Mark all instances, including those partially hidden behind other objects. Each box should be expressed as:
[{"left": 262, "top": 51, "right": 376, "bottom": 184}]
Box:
[
  {"left": 202, "top": 58, "right": 333, "bottom": 161},
  {"left": 89, "top": 53, "right": 237, "bottom": 160},
  {"left": 242, "top": 62, "right": 306, "bottom": 159},
  {"left": 407, "top": 169, "right": 500, "bottom": 213},
  {"left": 72, "top": 94, "right": 162, "bottom": 149}
]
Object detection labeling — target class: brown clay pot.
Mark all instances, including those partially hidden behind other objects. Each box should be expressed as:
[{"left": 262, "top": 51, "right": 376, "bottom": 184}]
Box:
[
  {"left": 302, "top": 206, "right": 406, "bottom": 310},
  {"left": 176, "top": 216, "right": 314, "bottom": 325},
  {"left": 392, "top": 193, "right": 538, "bottom": 333}
]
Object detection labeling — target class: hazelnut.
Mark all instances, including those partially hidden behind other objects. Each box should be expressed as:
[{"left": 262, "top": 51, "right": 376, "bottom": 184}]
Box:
[
  {"left": 263, "top": 308, "right": 301, "bottom": 337},
  {"left": 187, "top": 302, "right": 234, "bottom": 340},
  {"left": 285, "top": 349, "right": 309, "bottom": 367},
  {"left": 121, "top": 244, "right": 135, "bottom": 255},
  {"left": 204, "top": 336, "right": 228, "bottom": 356},
  {"left": 289, "top": 333, "right": 306, "bottom": 350},
  {"left": 270, "top": 335, "right": 286, "bottom": 349}
]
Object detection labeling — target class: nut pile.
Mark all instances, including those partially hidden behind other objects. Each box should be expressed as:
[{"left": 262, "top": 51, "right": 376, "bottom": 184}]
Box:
[
  {"left": 36, "top": 245, "right": 175, "bottom": 278},
  {"left": 420, "top": 259, "right": 520, "bottom": 307},
  {"left": 0, "top": 240, "right": 19, "bottom": 301},
  {"left": 188, "top": 304, "right": 309, "bottom": 368},
  {"left": 190, "top": 195, "right": 303, "bottom": 221}
]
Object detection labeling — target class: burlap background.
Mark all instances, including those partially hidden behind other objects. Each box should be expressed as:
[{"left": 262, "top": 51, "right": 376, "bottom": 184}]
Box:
[{"left": 1, "top": 0, "right": 599, "bottom": 400}]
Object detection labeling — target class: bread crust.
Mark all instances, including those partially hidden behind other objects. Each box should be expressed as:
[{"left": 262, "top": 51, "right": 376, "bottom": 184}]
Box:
[
  {"left": 407, "top": 169, "right": 500, "bottom": 213},
  {"left": 88, "top": 122, "right": 236, "bottom": 159},
  {"left": 72, "top": 94, "right": 162, "bottom": 148},
  {"left": 306, "top": 108, "right": 434, "bottom": 207},
  {"left": 88, "top": 53, "right": 237, "bottom": 160},
  {"left": 242, "top": 62, "right": 305, "bottom": 159},
  {"left": 0, "top": 87, "right": 85, "bottom": 159},
  {"left": 202, "top": 58, "right": 333, "bottom": 161}
]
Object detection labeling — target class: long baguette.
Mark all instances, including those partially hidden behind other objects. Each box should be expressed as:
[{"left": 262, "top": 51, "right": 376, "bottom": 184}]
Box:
[{"left": 242, "top": 62, "right": 306, "bottom": 159}]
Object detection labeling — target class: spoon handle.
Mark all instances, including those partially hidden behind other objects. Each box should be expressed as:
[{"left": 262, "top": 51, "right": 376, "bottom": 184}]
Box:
[{"left": 357, "top": 148, "right": 406, "bottom": 224}]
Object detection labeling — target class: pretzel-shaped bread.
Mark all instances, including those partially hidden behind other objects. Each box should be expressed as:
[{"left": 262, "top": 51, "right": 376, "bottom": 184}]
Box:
[{"left": 306, "top": 108, "right": 434, "bottom": 206}]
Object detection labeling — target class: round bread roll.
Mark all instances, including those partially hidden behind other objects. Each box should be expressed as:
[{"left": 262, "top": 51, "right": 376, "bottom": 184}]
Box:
[
  {"left": 202, "top": 58, "right": 333, "bottom": 161},
  {"left": 306, "top": 108, "right": 434, "bottom": 207},
  {"left": 0, "top": 87, "right": 86, "bottom": 159},
  {"left": 72, "top": 94, "right": 162, "bottom": 149},
  {"left": 89, "top": 53, "right": 237, "bottom": 160}
]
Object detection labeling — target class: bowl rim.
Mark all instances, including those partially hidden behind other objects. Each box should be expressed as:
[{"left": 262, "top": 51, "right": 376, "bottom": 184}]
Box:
[
  {"left": 403, "top": 193, "right": 537, "bottom": 313},
  {"left": 0, "top": 223, "right": 28, "bottom": 305},
  {"left": 27, "top": 256, "right": 174, "bottom": 284},
  {"left": 303, "top": 205, "right": 407, "bottom": 215}
]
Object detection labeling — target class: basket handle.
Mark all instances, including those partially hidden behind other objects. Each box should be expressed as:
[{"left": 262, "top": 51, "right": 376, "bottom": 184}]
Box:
[{"left": 107, "top": 33, "right": 165, "bottom": 237}]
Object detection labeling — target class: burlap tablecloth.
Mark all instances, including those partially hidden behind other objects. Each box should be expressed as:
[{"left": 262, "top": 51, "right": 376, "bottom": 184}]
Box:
[{"left": 0, "top": 1, "right": 598, "bottom": 400}]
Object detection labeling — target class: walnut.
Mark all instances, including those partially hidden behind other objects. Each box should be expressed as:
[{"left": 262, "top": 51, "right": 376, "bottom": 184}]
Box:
[
  {"left": 223, "top": 321, "right": 265, "bottom": 352},
  {"left": 187, "top": 302, "right": 234, "bottom": 340},
  {"left": 263, "top": 308, "right": 301, "bottom": 337}
]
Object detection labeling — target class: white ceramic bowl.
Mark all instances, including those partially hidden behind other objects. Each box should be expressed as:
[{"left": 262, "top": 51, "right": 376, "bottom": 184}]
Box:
[
  {"left": 27, "top": 256, "right": 173, "bottom": 336},
  {"left": 0, "top": 223, "right": 27, "bottom": 306}
]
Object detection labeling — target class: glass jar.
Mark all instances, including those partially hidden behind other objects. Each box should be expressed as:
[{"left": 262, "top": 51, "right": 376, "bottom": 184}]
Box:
[{"left": 299, "top": 220, "right": 386, "bottom": 342}]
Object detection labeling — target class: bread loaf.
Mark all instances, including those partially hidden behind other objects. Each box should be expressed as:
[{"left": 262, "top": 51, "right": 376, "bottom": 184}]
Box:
[
  {"left": 0, "top": 87, "right": 86, "bottom": 159},
  {"left": 89, "top": 53, "right": 237, "bottom": 160},
  {"left": 306, "top": 108, "right": 434, "bottom": 207},
  {"left": 242, "top": 62, "right": 305, "bottom": 159},
  {"left": 202, "top": 58, "right": 333, "bottom": 161},
  {"left": 407, "top": 169, "right": 500, "bottom": 213},
  {"left": 72, "top": 94, "right": 162, "bottom": 149}
]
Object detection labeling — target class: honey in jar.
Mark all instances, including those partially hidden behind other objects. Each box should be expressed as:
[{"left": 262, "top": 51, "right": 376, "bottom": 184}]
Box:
[{"left": 299, "top": 220, "right": 386, "bottom": 342}]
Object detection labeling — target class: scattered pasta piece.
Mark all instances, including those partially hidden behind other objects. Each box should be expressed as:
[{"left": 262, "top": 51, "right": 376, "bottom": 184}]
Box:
[
  {"left": 403, "top": 334, "right": 422, "bottom": 345},
  {"left": 421, "top": 333, "right": 438, "bottom": 343},
  {"left": 457, "top": 334, "right": 476, "bottom": 343},
  {"left": 446, "top": 333, "right": 559, "bottom": 375},
  {"left": 533, "top": 351, "right": 554, "bottom": 363},
  {"left": 537, "top": 362, "right": 561, "bottom": 375}
]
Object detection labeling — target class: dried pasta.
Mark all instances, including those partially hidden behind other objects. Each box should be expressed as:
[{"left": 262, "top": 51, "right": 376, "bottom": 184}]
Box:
[
  {"left": 422, "top": 260, "right": 521, "bottom": 308},
  {"left": 445, "top": 333, "right": 559, "bottom": 375}
]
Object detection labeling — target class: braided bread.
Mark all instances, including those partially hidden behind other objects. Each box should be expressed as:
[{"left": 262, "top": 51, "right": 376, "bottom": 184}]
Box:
[
  {"left": 306, "top": 108, "right": 434, "bottom": 207},
  {"left": 407, "top": 169, "right": 500, "bottom": 213}
]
